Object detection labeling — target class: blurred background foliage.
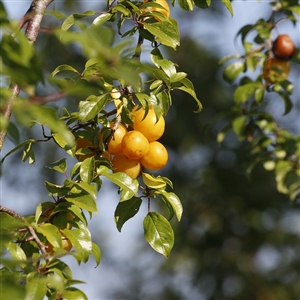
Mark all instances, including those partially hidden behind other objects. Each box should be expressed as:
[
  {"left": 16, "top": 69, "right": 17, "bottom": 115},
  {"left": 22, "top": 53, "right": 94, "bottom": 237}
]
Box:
[{"left": 1, "top": 0, "right": 299, "bottom": 299}]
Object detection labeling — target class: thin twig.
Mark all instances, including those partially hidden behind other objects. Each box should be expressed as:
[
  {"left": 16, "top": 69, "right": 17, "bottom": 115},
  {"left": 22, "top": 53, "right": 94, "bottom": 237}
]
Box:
[{"left": 29, "top": 91, "right": 66, "bottom": 104}]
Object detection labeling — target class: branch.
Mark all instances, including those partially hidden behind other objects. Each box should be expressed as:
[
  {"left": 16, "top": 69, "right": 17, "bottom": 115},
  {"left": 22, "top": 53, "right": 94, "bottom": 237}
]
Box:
[
  {"left": 0, "top": 205, "right": 47, "bottom": 254},
  {"left": 29, "top": 91, "right": 67, "bottom": 104},
  {"left": 0, "top": 0, "right": 54, "bottom": 152}
]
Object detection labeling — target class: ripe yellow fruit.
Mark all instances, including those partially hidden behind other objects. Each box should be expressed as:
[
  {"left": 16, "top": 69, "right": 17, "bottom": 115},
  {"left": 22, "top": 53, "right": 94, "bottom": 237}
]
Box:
[
  {"left": 107, "top": 123, "right": 128, "bottom": 155},
  {"left": 75, "top": 136, "right": 95, "bottom": 162},
  {"left": 140, "top": 141, "right": 168, "bottom": 170},
  {"left": 112, "top": 153, "right": 141, "bottom": 178},
  {"left": 46, "top": 235, "right": 72, "bottom": 254},
  {"left": 133, "top": 107, "right": 165, "bottom": 142},
  {"left": 263, "top": 57, "right": 290, "bottom": 84},
  {"left": 121, "top": 130, "right": 150, "bottom": 160},
  {"left": 147, "top": 0, "right": 170, "bottom": 18}
]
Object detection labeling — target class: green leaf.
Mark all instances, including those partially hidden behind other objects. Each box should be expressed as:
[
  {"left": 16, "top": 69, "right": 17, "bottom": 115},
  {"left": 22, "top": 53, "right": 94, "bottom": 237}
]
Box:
[
  {"left": 223, "top": 61, "right": 245, "bottom": 84},
  {"left": 170, "top": 72, "right": 187, "bottom": 83},
  {"left": 194, "top": 0, "right": 211, "bottom": 9},
  {"left": 62, "top": 223, "right": 92, "bottom": 263},
  {"left": 52, "top": 131, "right": 75, "bottom": 154},
  {"left": 47, "top": 260, "right": 73, "bottom": 280},
  {"left": 65, "top": 188, "right": 98, "bottom": 213},
  {"left": 233, "top": 82, "right": 261, "bottom": 104},
  {"left": 92, "top": 243, "right": 101, "bottom": 267},
  {"left": 114, "top": 196, "right": 142, "bottom": 232},
  {"left": 44, "top": 181, "right": 71, "bottom": 197},
  {"left": 80, "top": 157, "right": 95, "bottom": 184},
  {"left": 25, "top": 275, "right": 47, "bottom": 300},
  {"left": 74, "top": 182, "right": 97, "bottom": 200},
  {"left": 277, "top": 90, "right": 293, "bottom": 115},
  {"left": 254, "top": 87, "right": 265, "bottom": 105},
  {"left": 232, "top": 115, "right": 247, "bottom": 140},
  {"left": 34, "top": 223, "right": 62, "bottom": 249},
  {"left": 1, "top": 139, "right": 35, "bottom": 163},
  {"left": 5, "top": 242, "right": 27, "bottom": 267},
  {"left": 78, "top": 94, "right": 108, "bottom": 122},
  {"left": 92, "top": 13, "right": 112, "bottom": 27},
  {"left": 112, "top": 4, "right": 131, "bottom": 16},
  {"left": 222, "top": 0, "right": 234, "bottom": 16},
  {"left": 97, "top": 166, "right": 139, "bottom": 200},
  {"left": 142, "top": 173, "right": 166, "bottom": 189},
  {"left": 0, "top": 213, "right": 25, "bottom": 231},
  {"left": 22, "top": 141, "right": 35, "bottom": 164},
  {"left": 177, "top": 0, "right": 195, "bottom": 11},
  {"left": 143, "top": 212, "right": 174, "bottom": 257},
  {"left": 61, "top": 10, "right": 96, "bottom": 31},
  {"left": 288, "top": 6, "right": 300, "bottom": 16},
  {"left": 51, "top": 64, "right": 79, "bottom": 77},
  {"left": 45, "top": 158, "right": 67, "bottom": 173},
  {"left": 150, "top": 48, "right": 177, "bottom": 77},
  {"left": 61, "top": 287, "right": 88, "bottom": 300},
  {"left": 157, "top": 190, "right": 183, "bottom": 221},
  {"left": 176, "top": 83, "right": 203, "bottom": 113},
  {"left": 144, "top": 21, "right": 180, "bottom": 50}
]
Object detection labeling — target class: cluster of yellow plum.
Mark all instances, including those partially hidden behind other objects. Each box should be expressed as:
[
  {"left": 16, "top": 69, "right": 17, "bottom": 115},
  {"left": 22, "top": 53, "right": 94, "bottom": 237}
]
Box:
[
  {"left": 74, "top": 91, "right": 168, "bottom": 179},
  {"left": 109, "top": 104, "right": 168, "bottom": 179}
]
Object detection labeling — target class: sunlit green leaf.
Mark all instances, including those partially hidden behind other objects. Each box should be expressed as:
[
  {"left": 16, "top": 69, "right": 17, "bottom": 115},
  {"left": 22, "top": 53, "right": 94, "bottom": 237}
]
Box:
[
  {"left": 1, "top": 139, "right": 35, "bottom": 163},
  {"left": 178, "top": 0, "right": 194, "bottom": 11},
  {"left": 97, "top": 166, "right": 139, "bottom": 200},
  {"left": 222, "top": 0, "right": 234, "bottom": 16},
  {"left": 5, "top": 242, "right": 27, "bottom": 267},
  {"left": 65, "top": 189, "right": 98, "bottom": 213},
  {"left": 78, "top": 94, "right": 108, "bottom": 122},
  {"left": 61, "top": 287, "right": 88, "bottom": 300},
  {"left": 92, "top": 13, "right": 112, "bottom": 27},
  {"left": 25, "top": 275, "right": 47, "bottom": 300},
  {"left": 223, "top": 61, "right": 245, "bottom": 84},
  {"left": 143, "top": 212, "right": 174, "bottom": 257},
  {"left": 61, "top": 10, "right": 96, "bottom": 31},
  {"left": 91, "top": 243, "right": 101, "bottom": 267},
  {"left": 80, "top": 157, "right": 95, "bottom": 184},
  {"left": 232, "top": 115, "right": 247, "bottom": 140},
  {"left": 51, "top": 64, "right": 80, "bottom": 77},
  {"left": 142, "top": 173, "right": 166, "bottom": 189},
  {"left": 144, "top": 21, "right": 180, "bottom": 50},
  {"left": 34, "top": 223, "right": 62, "bottom": 249},
  {"left": 45, "top": 158, "right": 67, "bottom": 173},
  {"left": 157, "top": 190, "right": 183, "bottom": 221},
  {"left": 234, "top": 82, "right": 261, "bottom": 104},
  {"left": 62, "top": 223, "right": 92, "bottom": 263}
]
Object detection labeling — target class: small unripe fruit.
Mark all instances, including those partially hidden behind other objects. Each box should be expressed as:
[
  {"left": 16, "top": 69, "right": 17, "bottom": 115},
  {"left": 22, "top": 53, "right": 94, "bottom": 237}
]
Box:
[{"left": 272, "top": 34, "right": 296, "bottom": 60}]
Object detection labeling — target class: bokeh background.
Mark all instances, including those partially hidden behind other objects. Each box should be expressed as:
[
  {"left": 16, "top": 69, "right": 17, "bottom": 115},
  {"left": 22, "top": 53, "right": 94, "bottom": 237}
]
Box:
[{"left": 1, "top": 1, "right": 299, "bottom": 299}]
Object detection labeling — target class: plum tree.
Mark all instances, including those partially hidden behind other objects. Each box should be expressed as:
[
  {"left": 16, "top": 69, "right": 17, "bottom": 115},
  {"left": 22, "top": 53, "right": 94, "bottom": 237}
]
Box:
[{"left": 0, "top": 0, "right": 299, "bottom": 299}]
